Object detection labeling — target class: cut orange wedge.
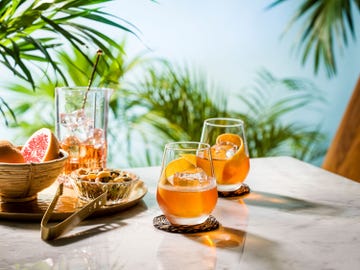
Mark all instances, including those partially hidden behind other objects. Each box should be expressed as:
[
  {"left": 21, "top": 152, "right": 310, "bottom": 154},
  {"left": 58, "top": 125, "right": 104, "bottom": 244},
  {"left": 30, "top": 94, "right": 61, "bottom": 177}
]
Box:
[
  {"left": 222, "top": 136, "right": 249, "bottom": 183},
  {"left": 164, "top": 156, "right": 196, "bottom": 179},
  {"left": 211, "top": 133, "right": 250, "bottom": 184},
  {"left": 216, "top": 133, "right": 242, "bottom": 147},
  {"left": 180, "top": 153, "right": 214, "bottom": 177},
  {"left": 180, "top": 154, "right": 197, "bottom": 167}
]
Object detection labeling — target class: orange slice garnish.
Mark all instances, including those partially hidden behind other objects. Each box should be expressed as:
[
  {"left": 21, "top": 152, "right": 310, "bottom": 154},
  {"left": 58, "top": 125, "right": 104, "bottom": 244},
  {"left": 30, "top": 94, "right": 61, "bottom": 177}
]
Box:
[
  {"left": 180, "top": 154, "right": 197, "bottom": 167},
  {"left": 180, "top": 153, "right": 214, "bottom": 176},
  {"left": 164, "top": 156, "right": 196, "bottom": 179},
  {"left": 212, "top": 133, "right": 250, "bottom": 184},
  {"left": 216, "top": 133, "right": 242, "bottom": 147},
  {"left": 222, "top": 136, "right": 249, "bottom": 183}
]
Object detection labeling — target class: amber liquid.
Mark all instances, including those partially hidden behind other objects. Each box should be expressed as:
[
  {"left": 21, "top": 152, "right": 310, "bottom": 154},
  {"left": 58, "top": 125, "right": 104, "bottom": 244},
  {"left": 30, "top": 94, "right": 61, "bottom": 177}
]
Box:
[
  {"left": 213, "top": 156, "right": 250, "bottom": 185},
  {"left": 197, "top": 155, "right": 249, "bottom": 187},
  {"left": 60, "top": 140, "right": 106, "bottom": 175},
  {"left": 157, "top": 180, "right": 218, "bottom": 225}
]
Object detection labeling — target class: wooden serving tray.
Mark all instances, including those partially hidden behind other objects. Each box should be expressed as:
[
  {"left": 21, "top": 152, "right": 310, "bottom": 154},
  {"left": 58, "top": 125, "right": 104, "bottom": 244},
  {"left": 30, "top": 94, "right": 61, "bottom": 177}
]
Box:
[{"left": 0, "top": 181, "right": 147, "bottom": 221}]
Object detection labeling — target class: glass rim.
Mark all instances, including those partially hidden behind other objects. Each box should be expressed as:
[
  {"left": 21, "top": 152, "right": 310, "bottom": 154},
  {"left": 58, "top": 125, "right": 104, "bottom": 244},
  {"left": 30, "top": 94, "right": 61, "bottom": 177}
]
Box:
[
  {"left": 55, "top": 86, "right": 113, "bottom": 93},
  {"left": 203, "top": 117, "right": 244, "bottom": 127},
  {"left": 164, "top": 141, "right": 211, "bottom": 151}
]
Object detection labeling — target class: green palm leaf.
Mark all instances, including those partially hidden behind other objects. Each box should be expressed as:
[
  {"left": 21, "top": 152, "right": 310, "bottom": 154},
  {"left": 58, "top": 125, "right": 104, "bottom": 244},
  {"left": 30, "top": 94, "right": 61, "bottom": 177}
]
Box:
[
  {"left": 233, "top": 70, "right": 326, "bottom": 163},
  {"left": 0, "top": 0, "right": 140, "bottom": 126},
  {"left": 0, "top": 97, "right": 16, "bottom": 126},
  {"left": 0, "top": 0, "right": 138, "bottom": 86},
  {"left": 268, "top": 0, "right": 360, "bottom": 77}
]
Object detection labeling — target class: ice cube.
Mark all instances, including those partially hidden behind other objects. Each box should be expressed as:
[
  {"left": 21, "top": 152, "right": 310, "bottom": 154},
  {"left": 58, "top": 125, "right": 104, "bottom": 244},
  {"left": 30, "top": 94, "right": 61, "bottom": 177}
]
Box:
[
  {"left": 60, "top": 112, "right": 74, "bottom": 127},
  {"left": 173, "top": 167, "right": 208, "bottom": 187},
  {"left": 60, "top": 109, "right": 86, "bottom": 127},
  {"left": 73, "top": 109, "right": 87, "bottom": 125},
  {"left": 60, "top": 109, "right": 93, "bottom": 142},
  {"left": 83, "top": 128, "right": 105, "bottom": 148},
  {"left": 225, "top": 145, "right": 238, "bottom": 158},
  {"left": 92, "top": 128, "right": 105, "bottom": 148},
  {"left": 62, "top": 135, "right": 80, "bottom": 159},
  {"left": 79, "top": 144, "right": 90, "bottom": 159},
  {"left": 73, "top": 121, "right": 92, "bottom": 142},
  {"left": 211, "top": 142, "right": 238, "bottom": 160}
]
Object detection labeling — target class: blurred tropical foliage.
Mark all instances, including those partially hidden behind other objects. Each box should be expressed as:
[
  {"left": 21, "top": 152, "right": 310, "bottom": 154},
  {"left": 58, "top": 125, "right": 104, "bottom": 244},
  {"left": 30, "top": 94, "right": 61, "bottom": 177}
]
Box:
[
  {"left": 1, "top": 0, "right": 340, "bottom": 168},
  {"left": 268, "top": 0, "right": 360, "bottom": 77},
  {"left": 231, "top": 70, "right": 326, "bottom": 163},
  {"left": 3, "top": 41, "right": 326, "bottom": 166},
  {"left": 0, "top": 0, "right": 138, "bottom": 126}
]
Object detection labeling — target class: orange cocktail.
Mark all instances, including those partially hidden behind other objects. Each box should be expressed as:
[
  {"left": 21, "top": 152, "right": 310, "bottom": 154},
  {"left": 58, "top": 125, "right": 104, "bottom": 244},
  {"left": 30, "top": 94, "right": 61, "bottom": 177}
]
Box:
[
  {"left": 200, "top": 118, "right": 250, "bottom": 192},
  {"left": 156, "top": 142, "right": 218, "bottom": 226}
]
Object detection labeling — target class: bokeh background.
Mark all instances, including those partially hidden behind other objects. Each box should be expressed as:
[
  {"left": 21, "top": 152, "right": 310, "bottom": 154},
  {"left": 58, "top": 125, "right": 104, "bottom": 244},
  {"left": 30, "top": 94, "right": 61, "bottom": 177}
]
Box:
[
  {"left": 1, "top": 0, "right": 359, "bottom": 167},
  {"left": 109, "top": 0, "right": 360, "bottom": 161}
]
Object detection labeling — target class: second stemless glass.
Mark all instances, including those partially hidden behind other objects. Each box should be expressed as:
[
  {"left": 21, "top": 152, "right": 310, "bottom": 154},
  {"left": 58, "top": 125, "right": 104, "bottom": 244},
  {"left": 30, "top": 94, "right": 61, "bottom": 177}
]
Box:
[
  {"left": 156, "top": 142, "right": 218, "bottom": 226},
  {"left": 200, "top": 118, "right": 250, "bottom": 192}
]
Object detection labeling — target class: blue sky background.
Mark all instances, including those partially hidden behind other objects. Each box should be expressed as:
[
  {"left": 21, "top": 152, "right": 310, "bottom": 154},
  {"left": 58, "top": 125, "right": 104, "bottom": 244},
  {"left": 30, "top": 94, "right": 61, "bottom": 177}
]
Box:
[{"left": 105, "top": 0, "right": 360, "bottom": 164}]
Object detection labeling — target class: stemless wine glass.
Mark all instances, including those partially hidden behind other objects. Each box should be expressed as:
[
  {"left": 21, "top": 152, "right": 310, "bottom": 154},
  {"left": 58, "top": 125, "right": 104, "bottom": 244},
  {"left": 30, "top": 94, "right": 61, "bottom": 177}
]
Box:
[
  {"left": 200, "top": 118, "right": 250, "bottom": 192},
  {"left": 156, "top": 142, "right": 218, "bottom": 226}
]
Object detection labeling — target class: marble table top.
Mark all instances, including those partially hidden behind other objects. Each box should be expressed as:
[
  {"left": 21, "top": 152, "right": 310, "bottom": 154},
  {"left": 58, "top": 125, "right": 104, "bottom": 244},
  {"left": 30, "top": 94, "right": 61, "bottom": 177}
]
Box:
[{"left": 0, "top": 156, "right": 359, "bottom": 270}]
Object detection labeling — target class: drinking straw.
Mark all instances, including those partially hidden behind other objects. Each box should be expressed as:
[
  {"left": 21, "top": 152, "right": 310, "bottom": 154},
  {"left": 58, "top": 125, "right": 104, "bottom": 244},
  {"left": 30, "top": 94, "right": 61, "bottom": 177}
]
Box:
[{"left": 81, "top": 49, "right": 103, "bottom": 110}]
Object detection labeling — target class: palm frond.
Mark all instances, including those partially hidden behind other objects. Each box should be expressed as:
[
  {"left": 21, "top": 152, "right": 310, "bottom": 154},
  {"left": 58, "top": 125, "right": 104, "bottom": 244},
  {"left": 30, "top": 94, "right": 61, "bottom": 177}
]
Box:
[
  {"left": 268, "top": 0, "right": 360, "bottom": 77},
  {"left": 0, "top": 96, "right": 17, "bottom": 126},
  {"left": 0, "top": 0, "right": 139, "bottom": 91},
  {"left": 233, "top": 70, "right": 326, "bottom": 163}
]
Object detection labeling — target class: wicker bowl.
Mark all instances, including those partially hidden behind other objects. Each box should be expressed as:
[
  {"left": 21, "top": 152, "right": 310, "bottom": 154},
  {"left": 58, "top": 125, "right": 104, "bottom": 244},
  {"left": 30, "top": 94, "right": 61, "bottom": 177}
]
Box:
[
  {"left": 70, "top": 168, "right": 140, "bottom": 205},
  {"left": 0, "top": 150, "right": 68, "bottom": 202}
]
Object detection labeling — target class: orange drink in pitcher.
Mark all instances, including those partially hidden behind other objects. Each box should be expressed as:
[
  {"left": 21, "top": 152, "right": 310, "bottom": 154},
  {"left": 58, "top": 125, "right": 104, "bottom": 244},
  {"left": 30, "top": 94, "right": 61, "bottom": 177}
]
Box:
[{"left": 55, "top": 87, "right": 112, "bottom": 184}]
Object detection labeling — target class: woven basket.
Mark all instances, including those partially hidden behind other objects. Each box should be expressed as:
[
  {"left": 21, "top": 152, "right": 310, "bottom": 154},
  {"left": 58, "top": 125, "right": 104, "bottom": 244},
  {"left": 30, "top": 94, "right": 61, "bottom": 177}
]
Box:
[{"left": 0, "top": 150, "right": 68, "bottom": 202}]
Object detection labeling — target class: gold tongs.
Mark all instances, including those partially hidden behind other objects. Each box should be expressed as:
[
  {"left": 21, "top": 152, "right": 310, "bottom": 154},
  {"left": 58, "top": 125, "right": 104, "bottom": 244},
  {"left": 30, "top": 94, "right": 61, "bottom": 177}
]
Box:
[{"left": 41, "top": 183, "right": 107, "bottom": 241}]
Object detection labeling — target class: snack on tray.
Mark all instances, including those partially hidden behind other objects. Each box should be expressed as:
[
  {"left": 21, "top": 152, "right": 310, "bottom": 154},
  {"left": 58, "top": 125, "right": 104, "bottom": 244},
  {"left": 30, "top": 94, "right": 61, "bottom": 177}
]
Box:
[{"left": 71, "top": 168, "right": 139, "bottom": 205}]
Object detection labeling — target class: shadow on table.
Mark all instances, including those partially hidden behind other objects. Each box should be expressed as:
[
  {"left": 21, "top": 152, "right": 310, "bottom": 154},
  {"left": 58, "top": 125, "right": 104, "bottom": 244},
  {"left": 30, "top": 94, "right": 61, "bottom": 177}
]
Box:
[
  {"left": 243, "top": 191, "right": 341, "bottom": 214},
  {"left": 158, "top": 226, "right": 281, "bottom": 269},
  {"left": 45, "top": 220, "right": 127, "bottom": 246},
  {"left": 0, "top": 199, "right": 148, "bottom": 244},
  {"left": 159, "top": 226, "right": 248, "bottom": 269},
  {"left": 186, "top": 226, "right": 247, "bottom": 249},
  {"left": 43, "top": 200, "right": 148, "bottom": 246}
]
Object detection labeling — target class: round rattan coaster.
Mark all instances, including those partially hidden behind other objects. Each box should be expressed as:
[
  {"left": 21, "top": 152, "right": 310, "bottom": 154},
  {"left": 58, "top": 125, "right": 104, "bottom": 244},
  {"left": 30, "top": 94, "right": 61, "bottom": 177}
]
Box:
[
  {"left": 218, "top": 183, "right": 250, "bottom": 198},
  {"left": 153, "top": 215, "right": 220, "bottom": 234}
]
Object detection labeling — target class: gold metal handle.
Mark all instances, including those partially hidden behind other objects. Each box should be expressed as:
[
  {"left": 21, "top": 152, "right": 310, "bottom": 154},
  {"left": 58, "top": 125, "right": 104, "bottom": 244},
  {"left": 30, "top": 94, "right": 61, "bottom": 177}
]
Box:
[{"left": 41, "top": 183, "right": 107, "bottom": 241}]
